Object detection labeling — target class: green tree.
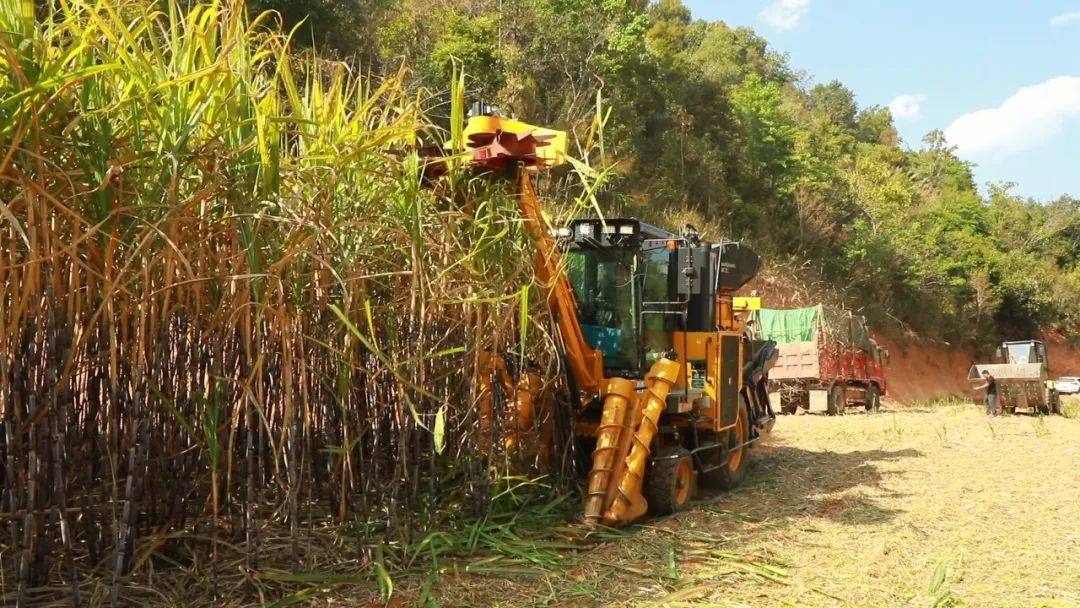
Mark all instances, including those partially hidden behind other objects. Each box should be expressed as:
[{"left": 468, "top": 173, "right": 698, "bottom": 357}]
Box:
[
  {"left": 646, "top": 0, "right": 691, "bottom": 59},
  {"left": 808, "top": 80, "right": 858, "bottom": 133},
  {"left": 854, "top": 106, "right": 898, "bottom": 145}
]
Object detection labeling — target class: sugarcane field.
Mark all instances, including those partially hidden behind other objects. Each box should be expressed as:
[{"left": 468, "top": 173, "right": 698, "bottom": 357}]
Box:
[{"left": 4, "top": 1, "right": 1080, "bottom": 607}]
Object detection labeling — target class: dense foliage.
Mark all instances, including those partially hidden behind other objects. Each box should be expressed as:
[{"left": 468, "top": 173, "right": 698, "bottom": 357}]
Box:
[{"left": 265, "top": 0, "right": 1080, "bottom": 345}]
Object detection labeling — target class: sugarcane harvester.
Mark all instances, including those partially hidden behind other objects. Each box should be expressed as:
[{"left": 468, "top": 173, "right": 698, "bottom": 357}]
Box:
[{"left": 462, "top": 109, "right": 778, "bottom": 527}]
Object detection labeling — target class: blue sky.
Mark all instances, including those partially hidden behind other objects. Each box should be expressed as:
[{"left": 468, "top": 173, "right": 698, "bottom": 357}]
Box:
[{"left": 683, "top": 0, "right": 1080, "bottom": 202}]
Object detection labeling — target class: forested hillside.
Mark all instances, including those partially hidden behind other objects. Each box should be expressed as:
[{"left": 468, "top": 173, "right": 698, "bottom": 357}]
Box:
[{"left": 261, "top": 0, "right": 1080, "bottom": 346}]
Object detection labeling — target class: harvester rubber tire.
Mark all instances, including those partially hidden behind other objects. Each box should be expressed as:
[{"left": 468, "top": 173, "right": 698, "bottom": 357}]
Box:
[
  {"left": 865, "top": 385, "right": 881, "bottom": 412},
  {"left": 827, "top": 385, "right": 847, "bottom": 416},
  {"left": 645, "top": 445, "right": 694, "bottom": 515},
  {"left": 700, "top": 398, "right": 751, "bottom": 491}
]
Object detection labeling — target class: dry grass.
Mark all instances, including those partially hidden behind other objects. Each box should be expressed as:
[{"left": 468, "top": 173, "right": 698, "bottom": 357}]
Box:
[
  {"left": 414, "top": 403, "right": 1080, "bottom": 607},
  {"left": 1060, "top": 395, "right": 1080, "bottom": 419}
]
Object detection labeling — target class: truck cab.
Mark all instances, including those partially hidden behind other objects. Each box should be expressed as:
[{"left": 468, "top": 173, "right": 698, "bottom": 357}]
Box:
[{"left": 857, "top": 339, "right": 890, "bottom": 398}]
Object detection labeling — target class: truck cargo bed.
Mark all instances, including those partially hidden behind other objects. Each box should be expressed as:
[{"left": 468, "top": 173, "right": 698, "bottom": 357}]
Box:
[{"left": 769, "top": 340, "right": 820, "bottom": 380}]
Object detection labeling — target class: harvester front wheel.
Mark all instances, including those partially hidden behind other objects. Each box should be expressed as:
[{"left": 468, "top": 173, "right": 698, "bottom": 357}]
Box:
[
  {"left": 865, "top": 385, "right": 881, "bottom": 412},
  {"left": 700, "top": 398, "right": 751, "bottom": 491},
  {"left": 828, "top": 385, "right": 847, "bottom": 416},
  {"left": 645, "top": 446, "right": 694, "bottom": 515}
]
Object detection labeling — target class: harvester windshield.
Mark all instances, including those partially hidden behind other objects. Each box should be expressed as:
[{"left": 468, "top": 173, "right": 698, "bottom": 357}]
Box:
[
  {"left": 565, "top": 240, "right": 680, "bottom": 376},
  {"left": 566, "top": 247, "right": 641, "bottom": 372}
]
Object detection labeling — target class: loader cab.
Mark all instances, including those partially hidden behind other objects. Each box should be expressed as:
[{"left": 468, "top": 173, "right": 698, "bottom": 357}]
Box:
[
  {"left": 558, "top": 218, "right": 760, "bottom": 380},
  {"left": 996, "top": 340, "right": 1047, "bottom": 365}
]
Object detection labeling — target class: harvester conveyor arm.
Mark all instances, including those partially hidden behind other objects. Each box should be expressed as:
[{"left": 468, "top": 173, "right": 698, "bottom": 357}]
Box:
[{"left": 514, "top": 171, "right": 604, "bottom": 400}]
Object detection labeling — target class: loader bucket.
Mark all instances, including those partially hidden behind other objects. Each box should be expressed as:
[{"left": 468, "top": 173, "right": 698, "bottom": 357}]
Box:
[
  {"left": 967, "top": 363, "right": 1044, "bottom": 382},
  {"left": 968, "top": 363, "right": 1050, "bottom": 410}
]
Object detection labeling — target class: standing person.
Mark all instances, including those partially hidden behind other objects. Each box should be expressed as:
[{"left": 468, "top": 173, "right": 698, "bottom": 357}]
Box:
[{"left": 974, "top": 369, "right": 998, "bottom": 416}]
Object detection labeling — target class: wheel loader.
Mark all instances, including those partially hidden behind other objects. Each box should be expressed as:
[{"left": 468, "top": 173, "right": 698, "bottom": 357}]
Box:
[
  {"left": 461, "top": 107, "right": 778, "bottom": 526},
  {"left": 968, "top": 340, "right": 1060, "bottom": 415}
]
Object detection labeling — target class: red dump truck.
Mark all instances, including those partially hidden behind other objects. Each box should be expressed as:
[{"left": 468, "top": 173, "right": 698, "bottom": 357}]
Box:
[{"left": 750, "top": 305, "right": 890, "bottom": 414}]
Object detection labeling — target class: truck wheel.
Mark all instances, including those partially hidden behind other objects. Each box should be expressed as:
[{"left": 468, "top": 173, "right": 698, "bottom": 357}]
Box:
[
  {"left": 827, "top": 385, "right": 847, "bottom": 416},
  {"left": 645, "top": 445, "right": 694, "bottom": 515},
  {"left": 865, "top": 385, "right": 881, "bottom": 412},
  {"left": 700, "top": 398, "right": 751, "bottom": 491}
]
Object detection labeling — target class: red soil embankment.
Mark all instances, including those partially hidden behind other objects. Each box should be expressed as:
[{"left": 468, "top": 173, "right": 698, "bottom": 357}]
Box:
[
  {"left": 1042, "top": 329, "right": 1080, "bottom": 378},
  {"left": 873, "top": 334, "right": 973, "bottom": 405}
]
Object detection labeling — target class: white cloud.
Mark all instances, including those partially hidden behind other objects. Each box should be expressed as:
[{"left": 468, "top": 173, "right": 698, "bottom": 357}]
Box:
[
  {"left": 1050, "top": 10, "right": 1080, "bottom": 26},
  {"left": 759, "top": 0, "right": 811, "bottom": 31},
  {"left": 944, "top": 76, "right": 1080, "bottom": 158},
  {"left": 888, "top": 94, "right": 927, "bottom": 120}
]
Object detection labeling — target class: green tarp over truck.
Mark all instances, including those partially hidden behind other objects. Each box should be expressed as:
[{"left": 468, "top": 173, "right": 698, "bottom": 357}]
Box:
[{"left": 751, "top": 305, "right": 871, "bottom": 351}]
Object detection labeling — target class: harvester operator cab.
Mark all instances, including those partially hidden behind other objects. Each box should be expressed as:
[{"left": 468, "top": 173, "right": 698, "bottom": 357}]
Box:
[{"left": 558, "top": 218, "right": 763, "bottom": 405}]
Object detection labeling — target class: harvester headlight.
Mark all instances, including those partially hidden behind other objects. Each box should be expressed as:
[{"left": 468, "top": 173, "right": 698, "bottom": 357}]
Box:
[
  {"left": 577, "top": 223, "right": 594, "bottom": 238},
  {"left": 617, "top": 224, "right": 635, "bottom": 235},
  {"left": 551, "top": 226, "right": 572, "bottom": 238},
  {"left": 602, "top": 224, "right": 617, "bottom": 234}
]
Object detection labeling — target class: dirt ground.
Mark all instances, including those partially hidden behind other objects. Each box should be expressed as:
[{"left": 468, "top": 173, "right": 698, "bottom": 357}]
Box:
[{"left": 438, "top": 403, "right": 1080, "bottom": 608}]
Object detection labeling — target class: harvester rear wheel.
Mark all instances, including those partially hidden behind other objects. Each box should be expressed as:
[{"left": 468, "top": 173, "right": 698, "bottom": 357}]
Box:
[
  {"left": 700, "top": 398, "right": 751, "bottom": 491},
  {"left": 828, "top": 385, "right": 847, "bottom": 416},
  {"left": 865, "top": 385, "right": 881, "bottom": 412},
  {"left": 645, "top": 446, "right": 694, "bottom": 515}
]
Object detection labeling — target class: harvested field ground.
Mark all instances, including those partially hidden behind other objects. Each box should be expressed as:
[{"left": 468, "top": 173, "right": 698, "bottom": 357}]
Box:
[{"left": 433, "top": 402, "right": 1080, "bottom": 607}]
